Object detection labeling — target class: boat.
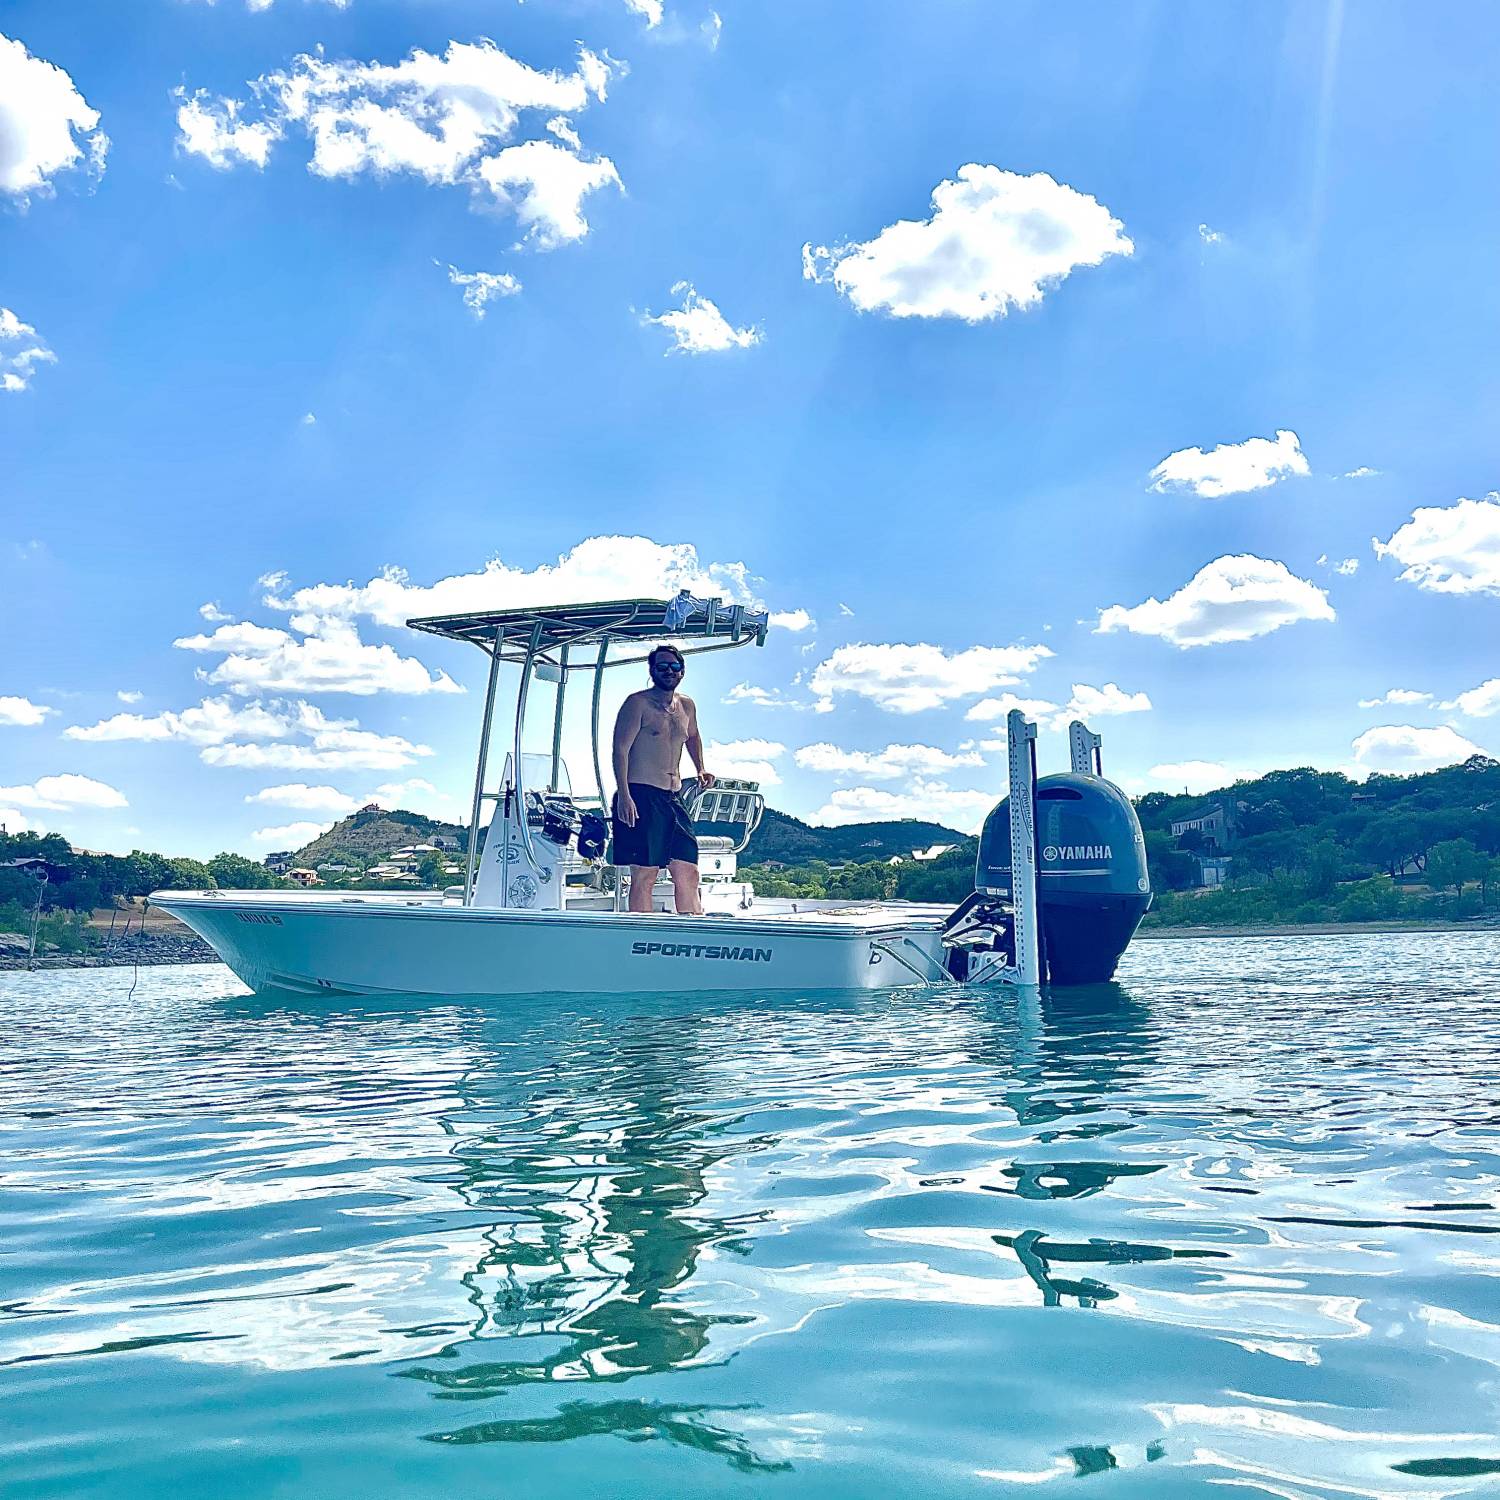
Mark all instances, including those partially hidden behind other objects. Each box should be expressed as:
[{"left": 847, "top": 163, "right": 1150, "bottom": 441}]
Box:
[{"left": 152, "top": 593, "right": 1151, "bottom": 996}]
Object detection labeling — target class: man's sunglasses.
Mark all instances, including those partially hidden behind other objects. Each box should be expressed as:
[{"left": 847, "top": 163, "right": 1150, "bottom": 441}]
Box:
[{"left": 652, "top": 660, "right": 685, "bottom": 673}]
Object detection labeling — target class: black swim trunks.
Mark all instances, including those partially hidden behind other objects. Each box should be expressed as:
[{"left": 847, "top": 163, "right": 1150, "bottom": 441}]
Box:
[{"left": 612, "top": 783, "right": 699, "bottom": 868}]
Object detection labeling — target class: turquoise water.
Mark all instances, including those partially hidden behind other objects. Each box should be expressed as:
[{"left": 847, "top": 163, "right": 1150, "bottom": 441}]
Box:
[{"left": 4, "top": 934, "right": 1500, "bottom": 1497}]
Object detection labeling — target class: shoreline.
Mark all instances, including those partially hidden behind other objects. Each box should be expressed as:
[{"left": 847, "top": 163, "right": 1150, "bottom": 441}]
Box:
[{"left": 1136, "top": 919, "right": 1500, "bottom": 939}]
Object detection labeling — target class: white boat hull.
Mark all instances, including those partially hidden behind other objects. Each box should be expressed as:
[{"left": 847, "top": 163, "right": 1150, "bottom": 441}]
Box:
[{"left": 151, "top": 892, "right": 954, "bottom": 997}]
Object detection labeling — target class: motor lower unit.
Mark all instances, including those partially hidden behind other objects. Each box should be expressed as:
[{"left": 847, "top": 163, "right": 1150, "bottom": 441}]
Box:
[{"left": 976, "top": 772, "right": 1151, "bottom": 984}]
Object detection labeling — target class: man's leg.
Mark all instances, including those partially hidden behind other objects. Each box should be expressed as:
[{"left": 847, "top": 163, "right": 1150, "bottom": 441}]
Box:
[
  {"left": 629, "top": 865, "right": 659, "bottom": 913},
  {"left": 669, "top": 859, "right": 701, "bottom": 915}
]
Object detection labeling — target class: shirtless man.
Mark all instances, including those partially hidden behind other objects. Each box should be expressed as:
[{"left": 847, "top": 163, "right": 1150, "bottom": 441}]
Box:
[{"left": 611, "top": 644, "right": 715, "bottom": 914}]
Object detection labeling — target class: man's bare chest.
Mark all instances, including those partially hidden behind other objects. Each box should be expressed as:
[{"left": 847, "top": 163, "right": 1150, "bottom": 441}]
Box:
[{"left": 639, "top": 699, "right": 688, "bottom": 743}]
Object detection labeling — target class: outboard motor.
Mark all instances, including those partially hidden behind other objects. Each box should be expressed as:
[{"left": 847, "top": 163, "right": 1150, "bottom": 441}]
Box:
[{"left": 976, "top": 771, "right": 1151, "bottom": 985}]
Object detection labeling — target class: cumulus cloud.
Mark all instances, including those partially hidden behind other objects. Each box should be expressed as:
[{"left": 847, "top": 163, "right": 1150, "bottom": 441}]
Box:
[
  {"left": 810, "top": 780, "right": 995, "bottom": 831},
  {"left": 177, "top": 39, "right": 622, "bottom": 249},
  {"left": 65, "top": 696, "right": 432, "bottom": 773},
  {"left": 261, "top": 536, "right": 764, "bottom": 627},
  {"left": 0, "top": 306, "right": 57, "bottom": 393},
  {"left": 1352, "top": 724, "right": 1484, "bottom": 774},
  {"left": 769, "top": 609, "right": 813, "bottom": 632},
  {"left": 810, "top": 641, "right": 1053, "bottom": 714},
  {"left": 724, "top": 683, "right": 804, "bottom": 710},
  {"left": 705, "top": 738, "right": 785, "bottom": 786},
  {"left": 644, "top": 282, "right": 761, "bottom": 354},
  {"left": 1373, "top": 493, "right": 1500, "bottom": 596},
  {"left": 1444, "top": 679, "right": 1500, "bottom": 718},
  {"left": 250, "top": 820, "right": 329, "bottom": 846},
  {"left": 245, "top": 776, "right": 451, "bottom": 816},
  {"left": 803, "top": 165, "right": 1131, "bottom": 322},
  {"left": 199, "top": 601, "right": 232, "bottom": 623},
  {"left": 174, "top": 91, "right": 281, "bottom": 169},
  {"left": 964, "top": 694, "right": 1061, "bottom": 724},
  {"left": 444, "top": 263, "right": 521, "bottom": 318},
  {"left": 1358, "top": 688, "right": 1432, "bottom": 709},
  {"left": 0, "top": 31, "right": 109, "bottom": 200},
  {"left": 1344, "top": 466, "right": 1379, "bottom": 479},
  {"left": 173, "top": 617, "right": 462, "bottom": 696},
  {"left": 0, "top": 695, "right": 55, "bottom": 726},
  {"left": 794, "top": 741, "right": 984, "bottom": 781},
  {"left": 0, "top": 773, "right": 127, "bottom": 810},
  {"left": 1143, "top": 761, "right": 1235, "bottom": 795},
  {"left": 624, "top": 0, "right": 664, "bottom": 24},
  {"left": 66, "top": 695, "right": 295, "bottom": 745},
  {"left": 1096, "top": 555, "right": 1334, "bottom": 649},
  {"left": 1148, "top": 430, "right": 1309, "bottom": 499},
  {"left": 116, "top": 690, "right": 143, "bottom": 705},
  {"left": 1062, "top": 682, "right": 1152, "bottom": 721}
]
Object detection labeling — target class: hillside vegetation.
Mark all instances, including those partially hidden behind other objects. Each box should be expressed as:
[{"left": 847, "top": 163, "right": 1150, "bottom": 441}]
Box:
[{"left": 292, "top": 808, "right": 466, "bottom": 867}]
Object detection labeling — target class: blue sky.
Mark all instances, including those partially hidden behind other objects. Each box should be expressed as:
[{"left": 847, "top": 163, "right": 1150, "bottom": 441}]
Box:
[{"left": 3, "top": 0, "right": 1499, "bottom": 858}]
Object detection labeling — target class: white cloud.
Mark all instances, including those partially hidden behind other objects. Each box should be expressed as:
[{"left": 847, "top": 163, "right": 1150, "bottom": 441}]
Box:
[
  {"left": 1373, "top": 493, "right": 1500, "bottom": 596},
  {"left": 1144, "top": 761, "right": 1234, "bottom": 795},
  {"left": 262, "top": 536, "right": 764, "bottom": 627},
  {"left": 199, "top": 601, "right": 232, "bottom": 623},
  {"left": 115, "top": 690, "right": 143, "bottom": 704},
  {"left": 1358, "top": 688, "right": 1432, "bottom": 709},
  {"left": 964, "top": 694, "right": 1061, "bottom": 724},
  {"left": 1097, "top": 555, "right": 1334, "bottom": 649},
  {"left": 810, "top": 641, "right": 1053, "bottom": 714},
  {"left": 178, "top": 40, "right": 622, "bottom": 250},
  {"left": 66, "top": 695, "right": 295, "bottom": 745},
  {"left": 0, "top": 306, "right": 57, "bottom": 393},
  {"left": 705, "top": 738, "right": 785, "bottom": 786},
  {"left": 444, "top": 263, "right": 521, "bottom": 318},
  {"left": 644, "top": 282, "right": 761, "bottom": 354},
  {"left": 65, "top": 696, "right": 433, "bottom": 773},
  {"left": 794, "top": 741, "right": 985, "bottom": 781},
  {"left": 1148, "top": 430, "right": 1309, "bottom": 499},
  {"left": 203, "top": 714, "right": 431, "bottom": 772},
  {"left": 0, "top": 807, "right": 45, "bottom": 834},
  {"left": 244, "top": 783, "right": 362, "bottom": 813},
  {"left": 0, "top": 695, "right": 55, "bottom": 726},
  {"left": 195, "top": 0, "right": 351, "bottom": 10},
  {"left": 0, "top": 31, "right": 109, "bottom": 200},
  {"left": 1444, "top": 679, "right": 1500, "bottom": 719},
  {"left": 250, "top": 820, "right": 329, "bottom": 847},
  {"left": 0, "top": 773, "right": 127, "bottom": 810},
  {"left": 1062, "top": 682, "right": 1152, "bottom": 721},
  {"left": 1352, "top": 724, "right": 1484, "bottom": 774},
  {"left": 624, "top": 0, "right": 664, "bottom": 25},
  {"left": 769, "top": 609, "right": 813, "bottom": 633},
  {"left": 1344, "top": 466, "right": 1379, "bottom": 479},
  {"left": 1334, "top": 558, "right": 1359, "bottom": 575},
  {"left": 301, "top": 412, "right": 317, "bottom": 426},
  {"left": 809, "top": 780, "right": 995, "bottom": 832},
  {"left": 724, "top": 682, "right": 804, "bottom": 710},
  {"left": 1198, "top": 224, "right": 1224, "bottom": 245},
  {"left": 174, "top": 91, "right": 281, "bottom": 169},
  {"left": 245, "top": 776, "right": 452, "bottom": 816},
  {"left": 803, "top": 165, "right": 1131, "bottom": 322},
  {"left": 173, "top": 617, "right": 462, "bottom": 696}
]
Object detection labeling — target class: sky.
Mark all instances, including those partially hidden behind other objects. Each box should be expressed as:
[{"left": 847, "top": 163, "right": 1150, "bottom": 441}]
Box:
[{"left": 2, "top": 0, "right": 1499, "bottom": 859}]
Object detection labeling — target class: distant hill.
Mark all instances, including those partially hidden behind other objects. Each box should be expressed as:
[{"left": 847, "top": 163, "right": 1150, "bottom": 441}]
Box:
[
  {"left": 293, "top": 807, "right": 467, "bottom": 868},
  {"left": 742, "top": 807, "right": 968, "bottom": 866}
]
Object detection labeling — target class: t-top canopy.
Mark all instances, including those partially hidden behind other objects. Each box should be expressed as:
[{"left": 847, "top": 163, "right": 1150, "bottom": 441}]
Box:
[{"left": 406, "top": 591, "right": 769, "bottom": 666}]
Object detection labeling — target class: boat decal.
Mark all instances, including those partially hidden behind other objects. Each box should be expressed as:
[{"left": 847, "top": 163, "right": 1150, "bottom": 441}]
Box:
[
  {"left": 236, "top": 912, "right": 284, "bottom": 926},
  {"left": 631, "top": 940, "right": 773, "bottom": 962}
]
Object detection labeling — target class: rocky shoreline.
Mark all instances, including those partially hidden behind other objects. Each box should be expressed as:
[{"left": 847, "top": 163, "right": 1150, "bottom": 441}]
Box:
[{"left": 0, "top": 930, "right": 218, "bottom": 971}]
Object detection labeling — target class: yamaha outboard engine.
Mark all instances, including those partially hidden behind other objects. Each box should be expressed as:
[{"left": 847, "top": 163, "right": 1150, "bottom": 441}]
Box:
[{"left": 976, "top": 771, "right": 1150, "bottom": 985}]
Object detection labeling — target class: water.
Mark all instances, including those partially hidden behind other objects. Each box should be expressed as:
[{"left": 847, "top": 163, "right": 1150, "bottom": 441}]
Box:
[{"left": 4, "top": 933, "right": 1500, "bottom": 1497}]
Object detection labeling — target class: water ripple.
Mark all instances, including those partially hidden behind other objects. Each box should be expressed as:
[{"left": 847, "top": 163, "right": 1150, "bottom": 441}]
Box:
[{"left": 3, "top": 933, "right": 1500, "bottom": 1495}]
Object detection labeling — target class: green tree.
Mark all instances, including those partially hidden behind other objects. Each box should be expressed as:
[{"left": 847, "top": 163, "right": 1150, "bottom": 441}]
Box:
[
  {"left": 1142, "top": 830, "right": 1198, "bottom": 891},
  {"left": 207, "top": 852, "right": 284, "bottom": 890},
  {"left": 1425, "top": 838, "right": 1484, "bottom": 898}
]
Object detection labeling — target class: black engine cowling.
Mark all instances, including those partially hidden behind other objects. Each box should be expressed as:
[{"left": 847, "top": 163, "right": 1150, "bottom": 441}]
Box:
[{"left": 977, "top": 772, "right": 1151, "bottom": 985}]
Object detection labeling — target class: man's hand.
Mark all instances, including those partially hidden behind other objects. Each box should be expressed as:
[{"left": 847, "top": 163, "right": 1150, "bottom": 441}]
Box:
[
  {"left": 617, "top": 789, "right": 638, "bottom": 827},
  {"left": 698, "top": 771, "right": 716, "bottom": 789}
]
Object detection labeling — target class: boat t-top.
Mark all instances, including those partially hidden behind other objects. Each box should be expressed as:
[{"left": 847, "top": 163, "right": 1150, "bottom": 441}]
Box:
[{"left": 153, "top": 592, "right": 1152, "bottom": 996}]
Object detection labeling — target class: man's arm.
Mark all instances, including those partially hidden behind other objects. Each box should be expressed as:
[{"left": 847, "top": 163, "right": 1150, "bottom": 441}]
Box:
[
  {"left": 684, "top": 697, "right": 715, "bottom": 788},
  {"left": 612, "top": 694, "right": 644, "bottom": 825}
]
